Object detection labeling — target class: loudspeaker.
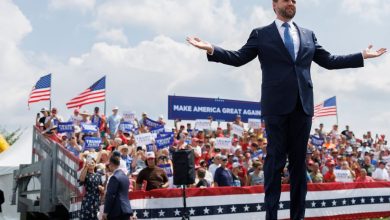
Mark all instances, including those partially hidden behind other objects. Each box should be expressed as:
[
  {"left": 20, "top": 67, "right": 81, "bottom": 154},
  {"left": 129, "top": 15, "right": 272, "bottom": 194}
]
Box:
[{"left": 172, "top": 149, "right": 195, "bottom": 185}]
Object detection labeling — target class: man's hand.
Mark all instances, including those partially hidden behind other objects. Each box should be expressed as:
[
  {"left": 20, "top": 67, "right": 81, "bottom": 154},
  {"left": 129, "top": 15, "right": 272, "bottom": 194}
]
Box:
[
  {"left": 186, "top": 36, "right": 213, "bottom": 54},
  {"left": 363, "top": 45, "right": 387, "bottom": 59},
  {"left": 102, "top": 213, "right": 108, "bottom": 220}
]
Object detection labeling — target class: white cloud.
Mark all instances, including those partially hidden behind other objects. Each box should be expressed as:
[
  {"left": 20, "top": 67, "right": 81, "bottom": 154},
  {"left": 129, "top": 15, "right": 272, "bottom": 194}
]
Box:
[
  {"left": 0, "top": 0, "right": 40, "bottom": 117},
  {"left": 94, "top": 0, "right": 241, "bottom": 41},
  {"left": 97, "top": 28, "right": 128, "bottom": 45},
  {"left": 49, "top": 0, "right": 96, "bottom": 12},
  {"left": 340, "top": 0, "right": 390, "bottom": 23}
]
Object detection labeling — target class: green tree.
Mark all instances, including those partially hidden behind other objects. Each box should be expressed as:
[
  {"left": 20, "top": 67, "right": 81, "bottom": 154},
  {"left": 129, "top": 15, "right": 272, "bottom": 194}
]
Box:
[{"left": 0, "top": 127, "right": 23, "bottom": 146}]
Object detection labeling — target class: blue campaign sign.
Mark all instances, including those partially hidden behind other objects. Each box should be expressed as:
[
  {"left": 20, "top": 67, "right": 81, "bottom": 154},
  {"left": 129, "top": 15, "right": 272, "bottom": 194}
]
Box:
[
  {"left": 158, "top": 132, "right": 174, "bottom": 138},
  {"left": 83, "top": 137, "right": 101, "bottom": 151},
  {"left": 311, "top": 135, "right": 325, "bottom": 147},
  {"left": 155, "top": 135, "right": 174, "bottom": 149},
  {"left": 146, "top": 144, "right": 154, "bottom": 152},
  {"left": 57, "top": 122, "right": 74, "bottom": 133},
  {"left": 159, "top": 164, "right": 173, "bottom": 177},
  {"left": 150, "top": 125, "right": 165, "bottom": 135},
  {"left": 144, "top": 117, "right": 162, "bottom": 128},
  {"left": 168, "top": 95, "right": 261, "bottom": 123},
  {"left": 119, "top": 122, "right": 135, "bottom": 133},
  {"left": 81, "top": 123, "right": 98, "bottom": 133}
]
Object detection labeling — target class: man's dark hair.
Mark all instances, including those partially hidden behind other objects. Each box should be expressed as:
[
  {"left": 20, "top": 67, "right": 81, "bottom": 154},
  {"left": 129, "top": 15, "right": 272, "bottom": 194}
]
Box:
[
  {"left": 110, "top": 156, "right": 120, "bottom": 166},
  {"left": 197, "top": 168, "right": 206, "bottom": 178}
]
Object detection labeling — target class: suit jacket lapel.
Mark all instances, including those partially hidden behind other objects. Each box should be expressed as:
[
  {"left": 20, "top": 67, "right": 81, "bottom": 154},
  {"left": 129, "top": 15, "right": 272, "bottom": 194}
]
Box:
[
  {"left": 269, "top": 21, "right": 295, "bottom": 63},
  {"left": 294, "top": 22, "right": 305, "bottom": 61}
]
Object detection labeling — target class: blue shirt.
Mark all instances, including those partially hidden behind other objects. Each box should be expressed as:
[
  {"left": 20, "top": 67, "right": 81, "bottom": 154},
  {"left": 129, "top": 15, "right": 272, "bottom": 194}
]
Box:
[
  {"left": 66, "top": 144, "right": 80, "bottom": 157},
  {"left": 121, "top": 155, "right": 133, "bottom": 174},
  {"left": 107, "top": 114, "right": 121, "bottom": 135},
  {"left": 91, "top": 115, "right": 102, "bottom": 128},
  {"left": 214, "top": 167, "right": 233, "bottom": 187}
]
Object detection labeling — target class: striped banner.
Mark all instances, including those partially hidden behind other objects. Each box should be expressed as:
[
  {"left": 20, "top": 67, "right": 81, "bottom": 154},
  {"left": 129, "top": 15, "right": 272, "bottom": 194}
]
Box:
[{"left": 66, "top": 182, "right": 390, "bottom": 220}]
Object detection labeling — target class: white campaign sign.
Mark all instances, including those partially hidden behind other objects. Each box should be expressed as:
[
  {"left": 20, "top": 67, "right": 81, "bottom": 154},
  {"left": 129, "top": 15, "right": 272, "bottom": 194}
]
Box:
[
  {"left": 334, "top": 170, "right": 354, "bottom": 183},
  {"left": 248, "top": 118, "right": 261, "bottom": 129},
  {"left": 195, "top": 119, "right": 211, "bottom": 130},
  {"left": 122, "top": 111, "right": 135, "bottom": 122},
  {"left": 231, "top": 124, "right": 244, "bottom": 137},
  {"left": 215, "top": 137, "right": 232, "bottom": 149},
  {"left": 135, "top": 133, "right": 154, "bottom": 146}
]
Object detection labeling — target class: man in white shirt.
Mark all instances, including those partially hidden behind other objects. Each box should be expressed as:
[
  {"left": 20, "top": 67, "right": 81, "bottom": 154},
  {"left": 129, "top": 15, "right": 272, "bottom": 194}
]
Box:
[
  {"left": 69, "top": 108, "right": 82, "bottom": 126},
  {"left": 208, "top": 154, "right": 221, "bottom": 179},
  {"left": 44, "top": 107, "right": 63, "bottom": 133},
  {"left": 372, "top": 161, "right": 390, "bottom": 181},
  {"left": 107, "top": 106, "right": 121, "bottom": 138}
]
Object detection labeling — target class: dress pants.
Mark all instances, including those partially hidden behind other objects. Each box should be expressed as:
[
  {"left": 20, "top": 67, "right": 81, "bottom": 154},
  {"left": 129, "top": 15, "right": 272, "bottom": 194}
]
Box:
[{"left": 263, "top": 99, "right": 312, "bottom": 220}]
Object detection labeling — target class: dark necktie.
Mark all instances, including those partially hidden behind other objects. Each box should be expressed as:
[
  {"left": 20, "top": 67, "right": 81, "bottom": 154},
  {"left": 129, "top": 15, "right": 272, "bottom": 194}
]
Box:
[{"left": 282, "top": 22, "right": 295, "bottom": 61}]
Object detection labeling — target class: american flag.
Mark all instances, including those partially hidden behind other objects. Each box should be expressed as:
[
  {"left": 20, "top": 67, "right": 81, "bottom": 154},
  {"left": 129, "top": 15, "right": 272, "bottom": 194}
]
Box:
[
  {"left": 313, "top": 96, "right": 337, "bottom": 120},
  {"left": 28, "top": 73, "right": 51, "bottom": 106},
  {"left": 66, "top": 76, "right": 106, "bottom": 109}
]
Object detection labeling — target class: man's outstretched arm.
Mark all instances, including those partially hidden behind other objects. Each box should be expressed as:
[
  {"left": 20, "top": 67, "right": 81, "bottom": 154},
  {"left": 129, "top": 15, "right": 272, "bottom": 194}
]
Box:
[
  {"left": 186, "top": 31, "right": 259, "bottom": 67},
  {"left": 313, "top": 32, "right": 387, "bottom": 70}
]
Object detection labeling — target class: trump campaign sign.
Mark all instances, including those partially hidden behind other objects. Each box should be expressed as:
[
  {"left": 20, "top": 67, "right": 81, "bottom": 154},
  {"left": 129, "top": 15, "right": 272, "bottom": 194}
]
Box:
[{"left": 168, "top": 95, "right": 261, "bottom": 122}]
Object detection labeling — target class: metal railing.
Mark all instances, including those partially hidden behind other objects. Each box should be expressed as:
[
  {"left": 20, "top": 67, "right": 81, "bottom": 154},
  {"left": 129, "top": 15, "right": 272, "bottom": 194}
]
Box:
[{"left": 13, "top": 126, "right": 82, "bottom": 216}]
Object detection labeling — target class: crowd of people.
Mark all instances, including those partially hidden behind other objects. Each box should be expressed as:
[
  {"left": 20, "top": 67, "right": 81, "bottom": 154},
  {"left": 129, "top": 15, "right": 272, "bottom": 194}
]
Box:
[{"left": 35, "top": 105, "right": 390, "bottom": 218}]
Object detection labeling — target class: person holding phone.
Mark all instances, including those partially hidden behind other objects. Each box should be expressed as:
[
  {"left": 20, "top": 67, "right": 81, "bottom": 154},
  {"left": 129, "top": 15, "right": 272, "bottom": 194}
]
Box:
[
  {"left": 36, "top": 108, "right": 49, "bottom": 130},
  {"left": 79, "top": 156, "right": 104, "bottom": 220}
]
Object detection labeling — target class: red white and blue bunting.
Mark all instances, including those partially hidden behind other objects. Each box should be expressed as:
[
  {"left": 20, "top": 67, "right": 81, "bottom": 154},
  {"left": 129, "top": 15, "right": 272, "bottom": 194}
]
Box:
[{"left": 127, "top": 182, "right": 390, "bottom": 220}]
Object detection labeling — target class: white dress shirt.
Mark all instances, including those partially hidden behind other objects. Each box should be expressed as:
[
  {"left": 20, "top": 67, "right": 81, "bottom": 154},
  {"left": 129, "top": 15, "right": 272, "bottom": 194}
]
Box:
[
  {"left": 274, "top": 19, "right": 300, "bottom": 59},
  {"left": 372, "top": 167, "right": 390, "bottom": 181}
]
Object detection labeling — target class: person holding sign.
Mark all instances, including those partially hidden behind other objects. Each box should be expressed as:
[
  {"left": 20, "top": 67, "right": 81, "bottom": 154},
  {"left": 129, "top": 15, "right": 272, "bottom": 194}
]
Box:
[
  {"left": 187, "top": 0, "right": 386, "bottom": 218},
  {"left": 338, "top": 161, "right": 355, "bottom": 182},
  {"left": 44, "top": 107, "right": 63, "bottom": 133},
  {"left": 91, "top": 107, "right": 106, "bottom": 137},
  {"left": 118, "top": 145, "right": 133, "bottom": 175},
  {"left": 80, "top": 110, "right": 91, "bottom": 124}
]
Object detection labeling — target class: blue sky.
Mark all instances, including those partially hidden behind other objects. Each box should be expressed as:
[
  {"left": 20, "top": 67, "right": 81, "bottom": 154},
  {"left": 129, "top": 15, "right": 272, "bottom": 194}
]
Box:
[{"left": 1, "top": 0, "right": 389, "bottom": 145}]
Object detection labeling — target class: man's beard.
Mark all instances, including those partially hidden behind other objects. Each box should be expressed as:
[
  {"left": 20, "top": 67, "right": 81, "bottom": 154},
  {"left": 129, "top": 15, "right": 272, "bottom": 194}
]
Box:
[{"left": 278, "top": 6, "right": 296, "bottom": 19}]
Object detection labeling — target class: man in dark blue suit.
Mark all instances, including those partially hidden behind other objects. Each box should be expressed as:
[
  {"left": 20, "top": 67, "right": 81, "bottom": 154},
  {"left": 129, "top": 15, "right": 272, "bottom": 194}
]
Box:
[
  {"left": 187, "top": 0, "right": 386, "bottom": 219},
  {"left": 103, "top": 156, "right": 134, "bottom": 220}
]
